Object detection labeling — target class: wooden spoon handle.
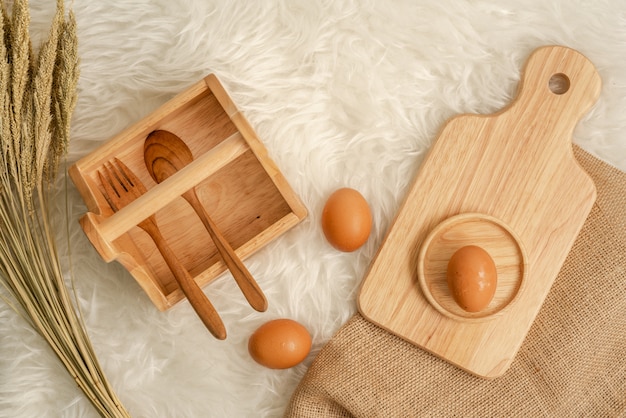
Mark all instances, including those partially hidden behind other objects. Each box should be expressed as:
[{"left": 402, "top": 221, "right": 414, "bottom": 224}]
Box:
[
  {"left": 140, "top": 218, "right": 227, "bottom": 339},
  {"left": 184, "top": 190, "right": 268, "bottom": 312}
]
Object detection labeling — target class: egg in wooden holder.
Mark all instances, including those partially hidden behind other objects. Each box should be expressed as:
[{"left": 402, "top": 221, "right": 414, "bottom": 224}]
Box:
[
  {"left": 358, "top": 46, "right": 601, "bottom": 378},
  {"left": 417, "top": 213, "right": 527, "bottom": 322}
]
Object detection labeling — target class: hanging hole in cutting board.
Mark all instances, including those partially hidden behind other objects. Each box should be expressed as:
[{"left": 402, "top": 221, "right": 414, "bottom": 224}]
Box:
[{"left": 548, "top": 73, "right": 570, "bottom": 95}]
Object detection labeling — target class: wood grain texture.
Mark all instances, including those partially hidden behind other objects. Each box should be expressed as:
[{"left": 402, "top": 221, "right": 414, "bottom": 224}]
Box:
[
  {"left": 357, "top": 46, "right": 601, "bottom": 378},
  {"left": 70, "top": 74, "right": 307, "bottom": 311},
  {"left": 144, "top": 129, "right": 268, "bottom": 313},
  {"left": 98, "top": 159, "right": 227, "bottom": 339}
]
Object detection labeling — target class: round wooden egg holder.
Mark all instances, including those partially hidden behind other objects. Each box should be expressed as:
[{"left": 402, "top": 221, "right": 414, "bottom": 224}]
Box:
[{"left": 418, "top": 213, "right": 527, "bottom": 322}]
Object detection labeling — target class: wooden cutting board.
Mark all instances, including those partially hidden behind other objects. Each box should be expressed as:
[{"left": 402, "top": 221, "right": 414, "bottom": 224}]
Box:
[{"left": 357, "top": 46, "right": 601, "bottom": 378}]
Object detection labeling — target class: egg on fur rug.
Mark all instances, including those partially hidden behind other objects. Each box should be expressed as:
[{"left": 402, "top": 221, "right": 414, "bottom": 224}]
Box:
[{"left": 1, "top": 1, "right": 626, "bottom": 417}]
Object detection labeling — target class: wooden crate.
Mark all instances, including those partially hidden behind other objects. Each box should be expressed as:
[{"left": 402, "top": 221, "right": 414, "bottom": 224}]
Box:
[{"left": 70, "top": 74, "right": 307, "bottom": 311}]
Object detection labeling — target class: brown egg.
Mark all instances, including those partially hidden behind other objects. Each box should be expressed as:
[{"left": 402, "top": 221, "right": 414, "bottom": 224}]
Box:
[
  {"left": 446, "top": 245, "right": 497, "bottom": 312},
  {"left": 321, "top": 188, "right": 372, "bottom": 252},
  {"left": 248, "top": 319, "right": 312, "bottom": 369}
]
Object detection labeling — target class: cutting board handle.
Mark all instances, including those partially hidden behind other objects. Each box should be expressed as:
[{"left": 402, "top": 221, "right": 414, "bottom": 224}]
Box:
[{"left": 513, "top": 46, "right": 601, "bottom": 130}]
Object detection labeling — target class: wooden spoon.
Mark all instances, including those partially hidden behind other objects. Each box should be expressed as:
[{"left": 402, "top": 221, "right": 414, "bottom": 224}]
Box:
[{"left": 144, "top": 130, "right": 268, "bottom": 312}]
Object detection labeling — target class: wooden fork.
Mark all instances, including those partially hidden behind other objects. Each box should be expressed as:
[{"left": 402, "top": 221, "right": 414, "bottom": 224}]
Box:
[{"left": 98, "top": 158, "right": 227, "bottom": 340}]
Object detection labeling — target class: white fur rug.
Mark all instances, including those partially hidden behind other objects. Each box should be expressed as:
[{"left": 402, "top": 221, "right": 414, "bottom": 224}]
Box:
[{"left": 2, "top": 1, "right": 626, "bottom": 417}]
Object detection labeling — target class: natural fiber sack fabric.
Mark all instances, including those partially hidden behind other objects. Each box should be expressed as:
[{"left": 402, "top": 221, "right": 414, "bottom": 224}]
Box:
[{"left": 285, "top": 146, "right": 626, "bottom": 417}]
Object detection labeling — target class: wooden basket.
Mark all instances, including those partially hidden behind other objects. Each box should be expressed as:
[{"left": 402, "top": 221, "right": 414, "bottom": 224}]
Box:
[{"left": 70, "top": 74, "right": 307, "bottom": 311}]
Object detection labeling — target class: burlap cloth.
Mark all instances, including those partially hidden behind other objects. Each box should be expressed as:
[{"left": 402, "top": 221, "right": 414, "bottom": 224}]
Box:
[{"left": 285, "top": 146, "right": 626, "bottom": 417}]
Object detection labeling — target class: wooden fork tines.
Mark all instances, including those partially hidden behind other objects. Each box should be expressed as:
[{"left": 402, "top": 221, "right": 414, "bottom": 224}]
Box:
[{"left": 98, "top": 158, "right": 227, "bottom": 340}]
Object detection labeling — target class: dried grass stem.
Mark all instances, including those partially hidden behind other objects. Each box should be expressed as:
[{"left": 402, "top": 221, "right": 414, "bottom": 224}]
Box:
[{"left": 0, "top": 1, "right": 130, "bottom": 416}]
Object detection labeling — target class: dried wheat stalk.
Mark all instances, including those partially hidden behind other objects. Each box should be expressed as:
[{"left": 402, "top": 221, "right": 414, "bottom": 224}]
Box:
[{"left": 0, "top": 1, "right": 130, "bottom": 416}]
